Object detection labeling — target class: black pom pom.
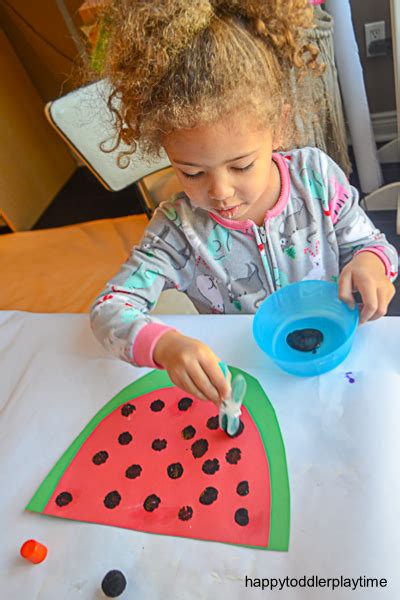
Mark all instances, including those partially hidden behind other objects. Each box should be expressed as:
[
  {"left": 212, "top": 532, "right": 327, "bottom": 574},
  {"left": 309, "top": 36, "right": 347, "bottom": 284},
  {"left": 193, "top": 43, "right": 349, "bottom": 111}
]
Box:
[{"left": 101, "top": 569, "right": 127, "bottom": 597}]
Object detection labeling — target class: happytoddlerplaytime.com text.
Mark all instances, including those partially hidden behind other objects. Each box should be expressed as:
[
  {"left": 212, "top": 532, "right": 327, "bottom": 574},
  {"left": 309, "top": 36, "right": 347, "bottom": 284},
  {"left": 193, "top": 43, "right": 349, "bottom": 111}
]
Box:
[{"left": 244, "top": 575, "right": 388, "bottom": 592}]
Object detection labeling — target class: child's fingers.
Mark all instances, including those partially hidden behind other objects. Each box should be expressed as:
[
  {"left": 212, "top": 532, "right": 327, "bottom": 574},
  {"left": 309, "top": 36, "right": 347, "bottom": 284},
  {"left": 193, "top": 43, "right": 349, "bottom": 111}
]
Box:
[
  {"left": 201, "top": 358, "right": 231, "bottom": 403},
  {"left": 357, "top": 282, "right": 378, "bottom": 324},
  {"left": 367, "top": 284, "right": 394, "bottom": 321},
  {"left": 338, "top": 269, "right": 355, "bottom": 309},
  {"left": 179, "top": 358, "right": 223, "bottom": 404},
  {"left": 172, "top": 370, "right": 214, "bottom": 404},
  {"left": 186, "top": 362, "right": 221, "bottom": 405}
]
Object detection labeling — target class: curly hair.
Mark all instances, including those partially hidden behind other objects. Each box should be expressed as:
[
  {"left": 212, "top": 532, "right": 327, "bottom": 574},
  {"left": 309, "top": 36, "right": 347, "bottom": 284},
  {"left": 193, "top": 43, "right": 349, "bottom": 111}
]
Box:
[{"left": 90, "top": 0, "right": 323, "bottom": 166}]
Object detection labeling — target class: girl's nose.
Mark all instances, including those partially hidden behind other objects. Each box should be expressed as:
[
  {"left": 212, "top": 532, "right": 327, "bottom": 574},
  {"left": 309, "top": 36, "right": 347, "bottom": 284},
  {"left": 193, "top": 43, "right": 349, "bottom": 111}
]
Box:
[{"left": 207, "top": 175, "right": 234, "bottom": 202}]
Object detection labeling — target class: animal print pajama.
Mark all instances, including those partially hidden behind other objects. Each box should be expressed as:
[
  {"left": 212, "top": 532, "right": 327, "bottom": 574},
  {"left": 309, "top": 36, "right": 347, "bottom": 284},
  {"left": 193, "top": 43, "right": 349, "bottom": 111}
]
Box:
[{"left": 91, "top": 147, "right": 398, "bottom": 368}]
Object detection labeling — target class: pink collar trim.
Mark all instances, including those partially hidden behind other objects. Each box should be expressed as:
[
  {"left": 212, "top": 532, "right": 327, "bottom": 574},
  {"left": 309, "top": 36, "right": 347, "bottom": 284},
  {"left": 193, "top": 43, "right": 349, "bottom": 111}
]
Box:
[{"left": 207, "top": 152, "right": 290, "bottom": 231}]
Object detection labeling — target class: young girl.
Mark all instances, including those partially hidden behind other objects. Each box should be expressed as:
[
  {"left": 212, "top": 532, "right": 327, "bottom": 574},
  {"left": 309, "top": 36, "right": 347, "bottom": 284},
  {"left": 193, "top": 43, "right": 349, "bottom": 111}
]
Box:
[{"left": 90, "top": 0, "right": 397, "bottom": 405}]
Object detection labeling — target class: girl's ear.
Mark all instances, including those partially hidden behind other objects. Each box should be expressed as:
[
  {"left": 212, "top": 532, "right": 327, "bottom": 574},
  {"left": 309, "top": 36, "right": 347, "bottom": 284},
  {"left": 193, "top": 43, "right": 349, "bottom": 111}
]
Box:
[{"left": 273, "top": 103, "right": 291, "bottom": 150}]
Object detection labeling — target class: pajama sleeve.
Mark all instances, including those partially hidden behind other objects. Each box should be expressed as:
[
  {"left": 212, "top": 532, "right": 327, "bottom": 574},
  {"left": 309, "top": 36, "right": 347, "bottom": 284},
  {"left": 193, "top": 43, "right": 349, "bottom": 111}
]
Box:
[
  {"left": 319, "top": 150, "right": 398, "bottom": 281},
  {"left": 90, "top": 205, "right": 195, "bottom": 368}
]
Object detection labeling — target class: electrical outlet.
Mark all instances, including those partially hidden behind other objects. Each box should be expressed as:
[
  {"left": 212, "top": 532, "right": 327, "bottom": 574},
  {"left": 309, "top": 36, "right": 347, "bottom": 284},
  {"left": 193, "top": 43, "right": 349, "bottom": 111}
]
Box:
[{"left": 364, "top": 21, "right": 386, "bottom": 57}]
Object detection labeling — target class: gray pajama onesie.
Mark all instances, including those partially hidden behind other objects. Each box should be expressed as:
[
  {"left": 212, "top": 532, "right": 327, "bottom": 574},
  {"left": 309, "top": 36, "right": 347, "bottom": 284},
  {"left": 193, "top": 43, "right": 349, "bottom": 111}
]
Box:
[{"left": 90, "top": 147, "right": 398, "bottom": 368}]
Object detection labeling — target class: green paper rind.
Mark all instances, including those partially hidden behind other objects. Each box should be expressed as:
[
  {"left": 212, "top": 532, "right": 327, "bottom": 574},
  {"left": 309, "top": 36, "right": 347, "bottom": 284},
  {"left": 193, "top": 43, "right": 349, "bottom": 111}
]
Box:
[
  {"left": 27, "top": 367, "right": 290, "bottom": 551},
  {"left": 26, "top": 369, "right": 170, "bottom": 513},
  {"left": 230, "top": 367, "right": 290, "bottom": 551}
]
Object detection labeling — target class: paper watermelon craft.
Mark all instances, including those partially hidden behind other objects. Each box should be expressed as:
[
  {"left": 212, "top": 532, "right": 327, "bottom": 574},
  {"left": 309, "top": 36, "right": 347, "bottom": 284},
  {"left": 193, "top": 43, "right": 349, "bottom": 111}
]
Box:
[{"left": 27, "top": 367, "right": 290, "bottom": 550}]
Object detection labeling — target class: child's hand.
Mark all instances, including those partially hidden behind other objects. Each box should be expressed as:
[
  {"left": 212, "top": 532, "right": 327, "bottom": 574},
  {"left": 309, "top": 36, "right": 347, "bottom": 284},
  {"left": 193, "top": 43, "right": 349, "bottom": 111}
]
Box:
[
  {"left": 339, "top": 252, "right": 395, "bottom": 324},
  {"left": 153, "top": 331, "right": 230, "bottom": 405}
]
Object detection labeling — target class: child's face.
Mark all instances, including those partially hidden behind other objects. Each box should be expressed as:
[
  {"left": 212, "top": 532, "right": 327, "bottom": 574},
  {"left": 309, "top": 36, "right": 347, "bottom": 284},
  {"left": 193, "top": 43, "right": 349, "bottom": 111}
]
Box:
[{"left": 163, "top": 113, "right": 280, "bottom": 225}]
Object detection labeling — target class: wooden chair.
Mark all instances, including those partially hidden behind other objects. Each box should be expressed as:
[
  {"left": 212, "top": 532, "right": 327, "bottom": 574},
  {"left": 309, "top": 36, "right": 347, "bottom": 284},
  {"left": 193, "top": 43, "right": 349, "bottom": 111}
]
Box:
[
  {"left": 44, "top": 79, "right": 180, "bottom": 216},
  {"left": 1, "top": 80, "right": 196, "bottom": 314}
]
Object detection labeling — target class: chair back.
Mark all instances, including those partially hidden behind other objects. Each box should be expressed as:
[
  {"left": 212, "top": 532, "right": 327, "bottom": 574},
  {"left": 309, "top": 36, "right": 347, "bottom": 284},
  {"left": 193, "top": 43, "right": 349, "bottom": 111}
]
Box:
[{"left": 45, "top": 79, "right": 172, "bottom": 192}]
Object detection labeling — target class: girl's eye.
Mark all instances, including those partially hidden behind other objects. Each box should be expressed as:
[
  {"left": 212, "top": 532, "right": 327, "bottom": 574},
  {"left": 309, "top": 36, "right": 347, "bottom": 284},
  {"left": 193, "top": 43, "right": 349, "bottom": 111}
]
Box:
[
  {"left": 181, "top": 171, "right": 203, "bottom": 179},
  {"left": 181, "top": 161, "right": 255, "bottom": 179},
  {"left": 233, "top": 162, "right": 255, "bottom": 172}
]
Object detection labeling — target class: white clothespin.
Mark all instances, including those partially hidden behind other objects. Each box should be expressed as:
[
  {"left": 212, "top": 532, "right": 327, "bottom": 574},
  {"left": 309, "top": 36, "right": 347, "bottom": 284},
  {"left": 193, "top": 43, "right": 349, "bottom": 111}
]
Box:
[{"left": 218, "top": 362, "right": 247, "bottom": 436}]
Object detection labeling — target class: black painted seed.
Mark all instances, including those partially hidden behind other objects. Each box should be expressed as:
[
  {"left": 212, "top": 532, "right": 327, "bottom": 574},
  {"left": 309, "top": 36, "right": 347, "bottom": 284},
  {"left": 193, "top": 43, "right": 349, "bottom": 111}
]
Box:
[
  {"left": 191, "top": 438, "right": 209, "bottom": 459},
  {"left": 178, "top": 506, "right": 193, "bottom": 521},
  {"left": 167, "top": 462, "right": 184, "bottom": 479},
  {"left": 228, "top": 420, "right": 245, "bottom": 438},
  {"left": 150, "top": 399, "right": 165, "bottom": 412},
  {"left": 178, "top": 397, "right": 193, "bottom": 411},
  {"left": 206, "top": 415, "right": 219, "bottom": 430},
  {"left": 286, "top": 328, "right": 323, "bottom": 353},
  {"left": 125, "top": 464, "right": 142, "bottom": 479},
  {"left": 118, "top": 431, "right": 132, "bottom": 445},
  {"left": 104, "top": 490, "right": 121, "bottom": 509},
  {"left": 226, "top": 448, "right": 241, "bottom": 464},
  {"left": 92, "top": 450, "right": 109, "bottom": 465},
  {"left": 199, "top": 487, "right": 218, "bottom": 505},
  {"left": 55, "top": 491, "right": 73, "bottom": 507},
  {"left": 101, "top": 569, "right": 127, "bottom": 598},
  {"left": 121, "top": 403, "right": 135, "bottom": 417},
  {"left": 235, "top": 508, "right": 249, "bottom": 526},
  {"left": 152, "top": 438, "right": 167, "bottom": 451},
  {"left": 182, "top": 425, "right": 196, "bottom": 440},
  {"left": 236, "top": 481, "right": 249, "bottom": 496},
  {"left": 202, "top": 458, "right": 220, "bottom": 475},
  {"left": 143, "top": 494, "right": 161, "bottom": 512}
]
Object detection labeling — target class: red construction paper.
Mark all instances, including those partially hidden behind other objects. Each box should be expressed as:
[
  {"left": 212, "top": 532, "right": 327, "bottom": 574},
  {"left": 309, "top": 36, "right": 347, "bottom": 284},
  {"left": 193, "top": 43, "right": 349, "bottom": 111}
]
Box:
[{"left": 43, "top": 387, "right": 271, "bottom": 547}]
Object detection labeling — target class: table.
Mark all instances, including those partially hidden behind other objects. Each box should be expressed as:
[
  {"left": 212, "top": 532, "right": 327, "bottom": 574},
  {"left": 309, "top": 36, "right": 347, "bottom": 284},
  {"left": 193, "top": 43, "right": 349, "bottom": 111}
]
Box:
[{"left": 1, "top": 311, "right": 400, "bottom": 599}]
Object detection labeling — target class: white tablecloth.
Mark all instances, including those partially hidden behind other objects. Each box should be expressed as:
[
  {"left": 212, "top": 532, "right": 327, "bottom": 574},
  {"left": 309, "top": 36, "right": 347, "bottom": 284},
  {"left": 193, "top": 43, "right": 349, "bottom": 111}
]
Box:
[{"left": 1, "top": 311, "right": 400, "bottom": 599}]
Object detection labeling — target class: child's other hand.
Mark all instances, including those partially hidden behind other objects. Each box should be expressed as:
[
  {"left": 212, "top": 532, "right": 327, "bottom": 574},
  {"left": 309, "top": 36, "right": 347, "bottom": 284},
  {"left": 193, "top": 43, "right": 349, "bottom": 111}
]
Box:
[
  {"left": 153, "top": 331, "right": 230, "bottom": 405},
  {"left": 339, "top": 252, "right": 395, "bottom": 324}
]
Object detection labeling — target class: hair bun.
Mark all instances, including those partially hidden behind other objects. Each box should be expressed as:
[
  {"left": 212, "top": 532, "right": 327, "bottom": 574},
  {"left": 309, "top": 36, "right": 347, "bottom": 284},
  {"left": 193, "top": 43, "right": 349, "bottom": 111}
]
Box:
[
  {"left": 143, "top": 1, "right": 214, "bottom": 48},
  {"left": 102, "top": 0, "right": 216, "bottom": 118},
  {"left": 169, "top": 1, "right": 214, "bottom": 39}
]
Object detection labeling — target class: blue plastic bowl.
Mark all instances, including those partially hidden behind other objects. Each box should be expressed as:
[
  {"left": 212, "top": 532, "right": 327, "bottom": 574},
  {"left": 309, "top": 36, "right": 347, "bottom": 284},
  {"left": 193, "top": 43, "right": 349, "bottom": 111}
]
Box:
[{"left": 253, "top": 280, "right": 359, "bottom": 376}]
